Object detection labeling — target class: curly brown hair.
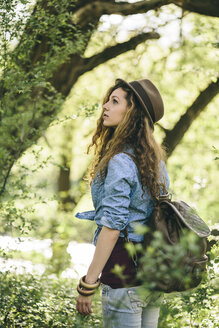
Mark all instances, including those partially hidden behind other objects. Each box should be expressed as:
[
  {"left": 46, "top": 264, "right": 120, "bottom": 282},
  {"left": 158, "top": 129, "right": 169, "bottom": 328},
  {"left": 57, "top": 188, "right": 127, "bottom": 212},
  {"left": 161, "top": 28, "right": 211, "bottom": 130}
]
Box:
[{"left": 87, "top": 79, "right": 167, "bottom": 199}]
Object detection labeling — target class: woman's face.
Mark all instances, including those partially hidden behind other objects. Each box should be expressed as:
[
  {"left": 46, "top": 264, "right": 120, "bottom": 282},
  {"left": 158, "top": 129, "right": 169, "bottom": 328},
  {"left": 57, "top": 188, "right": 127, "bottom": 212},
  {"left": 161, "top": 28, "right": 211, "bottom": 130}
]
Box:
[{"left": 102, "top": 87, "right": 128, "bottom": 127}]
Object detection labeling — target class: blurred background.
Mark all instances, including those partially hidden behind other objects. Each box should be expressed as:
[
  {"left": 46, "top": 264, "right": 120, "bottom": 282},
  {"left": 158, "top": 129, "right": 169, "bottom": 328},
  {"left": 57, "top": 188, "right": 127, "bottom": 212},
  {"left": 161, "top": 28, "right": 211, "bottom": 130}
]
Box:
[{"left": 0, "top": 1, "right": 218, "bottom": 327}]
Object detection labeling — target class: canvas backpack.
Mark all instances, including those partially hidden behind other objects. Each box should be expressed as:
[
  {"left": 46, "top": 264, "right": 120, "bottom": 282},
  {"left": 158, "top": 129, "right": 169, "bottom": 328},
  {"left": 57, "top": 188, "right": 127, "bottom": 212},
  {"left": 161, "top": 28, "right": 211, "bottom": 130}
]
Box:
[{"left": 141, "top": 193, "right": 211, "bottom": 293}]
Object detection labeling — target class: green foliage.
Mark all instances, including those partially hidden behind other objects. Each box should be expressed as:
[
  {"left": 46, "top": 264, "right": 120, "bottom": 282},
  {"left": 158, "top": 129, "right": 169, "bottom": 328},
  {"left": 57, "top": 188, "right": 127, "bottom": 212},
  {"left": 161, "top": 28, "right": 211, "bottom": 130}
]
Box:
[
  {"left": 136, "top": 230, "right": 208, "bottom": 292},
  {"left": 0, "top": 272, "right": 103, "bottom": 328},
  {"left": 0, "top": 145, "right": 54, "bottom": 236},
  {"left": 129, "top": 232, "right": 218, "bottom": 327},
  {"left": 0, "top": 4, "right": 218, "bottom": 327},
  {"left": 212, "top": 146, "right": 219, "bottom": 161},
  {"left": 0, "top": 0, "right": 87, "bottom": 202},
  {"left": 45, "top": 217, "right": 72, "bottom": 276},
  {"left": 0, "top": 0, "right": 89, "bottom": 246},
  {"left": 159, "top": 256, "right": 218, "bottom": 327},
  {"left": 0, "top": 248, "right": 217, "bottom": 327}
]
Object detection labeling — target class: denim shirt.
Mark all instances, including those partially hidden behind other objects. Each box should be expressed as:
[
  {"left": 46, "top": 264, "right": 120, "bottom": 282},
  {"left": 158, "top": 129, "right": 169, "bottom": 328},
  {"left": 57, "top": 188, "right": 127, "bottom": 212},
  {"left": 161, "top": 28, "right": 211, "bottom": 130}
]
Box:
[{"left": 75, "top": 151, "right": 169, "bottom": 245}]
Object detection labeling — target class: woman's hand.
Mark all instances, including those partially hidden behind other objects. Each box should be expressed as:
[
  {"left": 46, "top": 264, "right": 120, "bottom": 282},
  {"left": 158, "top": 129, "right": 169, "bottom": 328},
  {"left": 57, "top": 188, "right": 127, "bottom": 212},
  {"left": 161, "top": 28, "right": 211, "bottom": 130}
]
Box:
[
  {"left": 76, "top": 294, "right": 94, "bottom": 315},
  {"left": 76, "top": 227, "right": 119, "bottom": 315}
]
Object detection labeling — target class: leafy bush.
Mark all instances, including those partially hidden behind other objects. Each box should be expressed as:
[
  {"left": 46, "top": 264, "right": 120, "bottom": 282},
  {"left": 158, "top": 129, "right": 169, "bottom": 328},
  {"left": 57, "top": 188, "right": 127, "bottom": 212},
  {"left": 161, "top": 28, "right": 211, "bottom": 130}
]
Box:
[
  {"left": 0, "top": 272, "right": 103, "bottom": 328},
  {"left": 0, "top": 250, "right": 218, "bottom": 328},
  {"left": 159, "top": 264, "right": 218, "bottom": 327},
  {"left": 125, "top": 226, "right": 218, "bottom": 327}
]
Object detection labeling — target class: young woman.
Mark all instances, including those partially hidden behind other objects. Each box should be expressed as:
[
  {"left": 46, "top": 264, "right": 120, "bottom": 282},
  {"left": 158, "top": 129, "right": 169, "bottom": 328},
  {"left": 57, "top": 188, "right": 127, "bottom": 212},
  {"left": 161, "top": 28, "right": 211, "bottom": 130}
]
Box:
[{"left": 75, "top": 78, "right": 169, "bottom": 328}]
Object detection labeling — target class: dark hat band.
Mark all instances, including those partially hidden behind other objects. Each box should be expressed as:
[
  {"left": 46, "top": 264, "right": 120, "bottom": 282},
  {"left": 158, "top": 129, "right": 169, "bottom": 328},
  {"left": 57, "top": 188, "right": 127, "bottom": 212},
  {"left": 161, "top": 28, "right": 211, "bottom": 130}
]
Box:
[{"left": 130, "top": 81, "right": 155, "bottom": 123}]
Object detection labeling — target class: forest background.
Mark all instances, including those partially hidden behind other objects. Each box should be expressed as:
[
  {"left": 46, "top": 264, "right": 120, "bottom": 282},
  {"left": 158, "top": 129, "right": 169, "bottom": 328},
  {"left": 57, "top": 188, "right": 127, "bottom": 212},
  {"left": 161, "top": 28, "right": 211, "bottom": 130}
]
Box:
[{"left": 0, "top": 0, "right": 218, "bottom": 327}]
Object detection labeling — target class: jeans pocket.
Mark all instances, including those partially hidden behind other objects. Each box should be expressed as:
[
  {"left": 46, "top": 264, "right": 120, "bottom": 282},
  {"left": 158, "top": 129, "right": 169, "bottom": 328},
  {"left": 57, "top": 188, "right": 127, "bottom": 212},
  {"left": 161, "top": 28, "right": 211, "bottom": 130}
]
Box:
[
  {"left": 102, "top": 286, "right": 140, "bottom": 313},
  {"left": 102, "top": 285, "right": 108, "bottom": 296},
  {"left": 127, "top": 288, "right": 146, "bottom": 313}
]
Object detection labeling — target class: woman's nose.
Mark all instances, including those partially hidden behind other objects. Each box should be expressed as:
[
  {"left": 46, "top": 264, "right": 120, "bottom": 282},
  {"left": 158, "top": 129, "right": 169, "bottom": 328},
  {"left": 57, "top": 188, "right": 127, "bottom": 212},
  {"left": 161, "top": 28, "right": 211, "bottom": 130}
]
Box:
[{"left": 103, "top": 101, "right": 109, "bottom": 110}]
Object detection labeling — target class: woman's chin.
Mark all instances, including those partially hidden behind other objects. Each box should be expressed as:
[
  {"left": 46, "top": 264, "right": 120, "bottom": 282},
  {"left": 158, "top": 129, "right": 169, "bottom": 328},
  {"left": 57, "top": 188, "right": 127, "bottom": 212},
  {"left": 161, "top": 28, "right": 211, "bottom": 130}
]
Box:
[
  {"left": 103, "top": 121, "right": 111, "bottom": 127},
  {"left": 103, "top": 120, "right": 117, "bottom": 128}
]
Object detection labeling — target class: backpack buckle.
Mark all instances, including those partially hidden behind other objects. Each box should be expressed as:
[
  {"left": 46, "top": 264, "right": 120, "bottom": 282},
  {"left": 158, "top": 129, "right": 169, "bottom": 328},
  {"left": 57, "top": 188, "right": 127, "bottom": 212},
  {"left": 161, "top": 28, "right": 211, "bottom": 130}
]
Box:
[{"left": 158, "top": 193, "right": 171, "bottom": 202}]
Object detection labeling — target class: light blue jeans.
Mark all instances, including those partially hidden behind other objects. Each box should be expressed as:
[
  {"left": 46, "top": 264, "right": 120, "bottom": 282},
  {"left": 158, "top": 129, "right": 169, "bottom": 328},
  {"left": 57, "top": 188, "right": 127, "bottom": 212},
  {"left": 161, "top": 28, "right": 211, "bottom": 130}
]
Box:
[{"left": 101, "top": 284, "right": 162, "bottom": 328}]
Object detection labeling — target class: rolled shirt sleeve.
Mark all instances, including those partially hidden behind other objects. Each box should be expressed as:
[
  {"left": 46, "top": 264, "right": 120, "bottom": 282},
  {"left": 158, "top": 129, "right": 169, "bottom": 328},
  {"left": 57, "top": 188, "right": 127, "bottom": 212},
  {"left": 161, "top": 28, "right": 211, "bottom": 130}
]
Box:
[{"left": 99, "top": 153, "right": 136, "bottom": 231}]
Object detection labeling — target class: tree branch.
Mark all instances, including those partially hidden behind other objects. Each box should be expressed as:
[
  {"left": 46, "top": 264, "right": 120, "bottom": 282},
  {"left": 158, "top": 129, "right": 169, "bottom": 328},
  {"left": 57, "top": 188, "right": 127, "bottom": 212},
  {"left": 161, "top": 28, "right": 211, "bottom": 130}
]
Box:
[
  {"left": 156, "top": 122, "right": 169, "bottom": 134},
  {"left": 51, "top": 31, "right": 160, "bottom": 96},
  {"left": 83, "top": 31, "right": 160, "bottom": 73},
  {"left": 173, "top": 0, "right": 219, "bottom": 18},
  {"left": 74, "top": 0, "right": 219, "bottom": 28},
  {"left": 162, "top": 77, "right": 219, "bottom": 157},
  {"left": 74, "top": 0, "right": 171, "bottom": 27}
]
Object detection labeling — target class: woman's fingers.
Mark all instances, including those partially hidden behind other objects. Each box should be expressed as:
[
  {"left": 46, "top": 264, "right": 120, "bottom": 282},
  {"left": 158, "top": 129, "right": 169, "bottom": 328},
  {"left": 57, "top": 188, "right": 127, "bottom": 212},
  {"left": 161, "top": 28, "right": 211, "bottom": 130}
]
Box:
[
  {"left": 76, "top": 295, "right": 93, "bottom": 315},
  {"left": 82, "top": 302, "right": 91, "bottom": 315},
  {"left": 87, "top": 301, "right": 92, "bottom": 313}
]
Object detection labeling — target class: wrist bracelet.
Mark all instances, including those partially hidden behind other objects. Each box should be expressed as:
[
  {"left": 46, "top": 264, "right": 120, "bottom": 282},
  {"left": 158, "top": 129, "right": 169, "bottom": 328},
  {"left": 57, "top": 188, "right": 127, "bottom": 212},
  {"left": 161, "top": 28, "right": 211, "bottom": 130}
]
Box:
[
  {"left": 79, "top": 275, "right": 101, "bottom": 290},
  {"left": 77, "top": 284, "right": 95, "bottom": 296}
]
